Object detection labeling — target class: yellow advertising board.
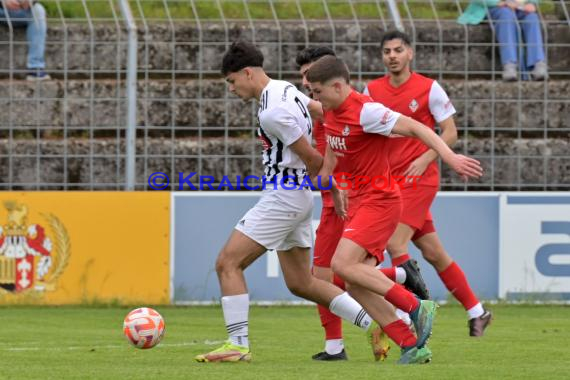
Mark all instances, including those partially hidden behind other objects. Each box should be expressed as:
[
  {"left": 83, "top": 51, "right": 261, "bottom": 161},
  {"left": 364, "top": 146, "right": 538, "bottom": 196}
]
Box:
[{"left": 0, "top": 192, "right": 170, "bottom": 305}]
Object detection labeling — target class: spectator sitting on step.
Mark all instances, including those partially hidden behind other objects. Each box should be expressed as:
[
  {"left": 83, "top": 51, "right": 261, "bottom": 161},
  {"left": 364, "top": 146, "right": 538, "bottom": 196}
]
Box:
[
  {"left": 0, "top": 0, "right": 50, "bottom": 81},
  {"left": 458, "top": 0, "right": 548, "bottom": 81}
]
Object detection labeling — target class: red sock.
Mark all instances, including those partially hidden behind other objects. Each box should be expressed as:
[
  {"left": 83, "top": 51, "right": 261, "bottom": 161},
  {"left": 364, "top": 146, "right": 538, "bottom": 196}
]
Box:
[
  {"left": 332, "top": 273, "right": 346, "bottom": 290},
  {"left": 392, "top": 253, "right": 410, "bottom": 267},
  {"left": 438, "top": 261, "right": 479, "bottom": 310},
  {"left": 383, "top": 319, "right": 417, "bottom": 348},
  {"left": 317, "top": 304, "right": 342, "bottom": 340},
  {"left": 379, "top": 267, "right": 396, "bottom": 281},
  {"left": 385, "top": 284, "right": 419, "bottom": 313}
]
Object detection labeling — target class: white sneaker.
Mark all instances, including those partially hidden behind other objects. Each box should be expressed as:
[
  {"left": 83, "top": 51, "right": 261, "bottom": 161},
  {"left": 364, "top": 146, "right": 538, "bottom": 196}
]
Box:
[
  {"left": 26, "top": 71, "right": 51, "bottom": 81},
  {"left": 502, "top": 63, "right": 517, "bottom": 82},
  {"left": 530, "top": 61, "right": 548, "bottom": 81}
]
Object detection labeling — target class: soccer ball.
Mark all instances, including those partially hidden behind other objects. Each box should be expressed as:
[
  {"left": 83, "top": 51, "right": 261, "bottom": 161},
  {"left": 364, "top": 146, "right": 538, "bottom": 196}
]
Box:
[{"left": 123, "top": 307, "right": 165, "bottom": 349}]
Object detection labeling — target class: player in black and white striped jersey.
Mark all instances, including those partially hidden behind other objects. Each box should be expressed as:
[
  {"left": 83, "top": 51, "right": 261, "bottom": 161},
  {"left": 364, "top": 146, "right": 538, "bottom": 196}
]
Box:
[
  {"left": 195, "top": 40, "right": 394, "bottom": 363},
  {"left": 257, "top": 79, "right": 313, "bottom": 186}
]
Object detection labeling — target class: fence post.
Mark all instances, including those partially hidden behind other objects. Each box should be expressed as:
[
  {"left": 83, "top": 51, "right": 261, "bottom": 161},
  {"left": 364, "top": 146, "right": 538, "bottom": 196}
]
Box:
[
  {"left": 118, "top": 0, "right": 138, "bottom": 190},
  {"left": 386, "top": 0, "right": 404, "bottom": 32}
]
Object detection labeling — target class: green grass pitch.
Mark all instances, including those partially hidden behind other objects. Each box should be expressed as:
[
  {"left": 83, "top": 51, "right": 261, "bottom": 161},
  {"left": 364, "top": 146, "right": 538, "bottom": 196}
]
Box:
[{"left": 0, "top": 304, "right": 568, "bottom": 379}]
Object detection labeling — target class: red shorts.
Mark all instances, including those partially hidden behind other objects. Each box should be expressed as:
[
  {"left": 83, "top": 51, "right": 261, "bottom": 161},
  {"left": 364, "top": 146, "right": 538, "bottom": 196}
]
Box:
[
  {"left": 313, "top": 196, "right": 362, "bottom": 268},
  {"left": 313, "top": 206, "right": 345, "bottom": 268},
  {"left": 342, "top": 199, "right": 402, "bottom": 263},
  {"left": 411, "top": 211, "right": 436, "bottom": 241},
  {"left": 400, "top": 185, "right": 437, "bottom": 231}
]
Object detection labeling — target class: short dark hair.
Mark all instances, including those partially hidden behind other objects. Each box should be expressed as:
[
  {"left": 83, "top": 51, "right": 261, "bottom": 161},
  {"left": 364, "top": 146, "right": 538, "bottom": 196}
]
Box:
[
  {"left": 306, "top": 55, "right": 350, "bottom": 84},
  {"left": 380, "top": 30, "right": 412, "bottom": 49},
  {"left": 221, "top": 40, "right": 264, "bottom": 76},
  {"left": 295, "top": 46, "right": 336, "bottom": 68}
]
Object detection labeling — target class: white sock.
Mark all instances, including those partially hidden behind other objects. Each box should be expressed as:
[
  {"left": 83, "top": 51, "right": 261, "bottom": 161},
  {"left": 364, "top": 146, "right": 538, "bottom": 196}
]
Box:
[
  {"left": 376, "top": 261, "right": 406, "bottom": 284},
  {"left": 395, "top": 267, "right": 406, "bottom": 284},
  {"left": 396, "top": 308, "right": 412, "bottom": 326},
  {"left": 325, "top": 339, "right": 344, "bottom": 355},
  {"left": 329, "top": 292, "right": 372, "bottom": 331},
  {"left": 221, "top": 294, "right": 249, "bottom": 348},
  {"left": 467, "top": 303, "right": 485, "bottom": 319}
]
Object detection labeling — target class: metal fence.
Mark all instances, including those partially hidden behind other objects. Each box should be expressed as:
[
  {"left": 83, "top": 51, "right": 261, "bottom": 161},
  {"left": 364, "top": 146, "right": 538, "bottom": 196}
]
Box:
[{"left": 0, "top": 0, "right": 569, "bottom": 191}]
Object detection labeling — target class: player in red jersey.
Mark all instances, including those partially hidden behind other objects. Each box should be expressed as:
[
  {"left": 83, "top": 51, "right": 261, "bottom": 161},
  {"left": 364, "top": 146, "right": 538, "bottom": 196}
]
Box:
[
  {"left": 363, "top": 31, "right": 492, "bottom": 336},
  {"left": 306, "top": 55, "right": 483, "bottom": 363},
  {"left": 297, "top": 47, "right": 350, "bottom": 361},
  {"left": 298, "top": 47, "right": 412, "bottom": 362},
  {"left": 298, "top": 47, "right": 431, "bottom": 362}
]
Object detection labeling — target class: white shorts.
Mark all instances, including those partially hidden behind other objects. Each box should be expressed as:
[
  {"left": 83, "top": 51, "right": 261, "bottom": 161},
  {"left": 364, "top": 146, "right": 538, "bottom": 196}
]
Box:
[{"left": 235, "top": 188, "right": 313, "bottom": 251}]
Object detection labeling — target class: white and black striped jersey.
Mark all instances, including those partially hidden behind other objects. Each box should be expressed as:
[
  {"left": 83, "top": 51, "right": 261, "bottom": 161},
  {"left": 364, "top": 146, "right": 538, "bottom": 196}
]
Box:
[{"left": 257, "top": 80, "right": 313, "bottom": 184}]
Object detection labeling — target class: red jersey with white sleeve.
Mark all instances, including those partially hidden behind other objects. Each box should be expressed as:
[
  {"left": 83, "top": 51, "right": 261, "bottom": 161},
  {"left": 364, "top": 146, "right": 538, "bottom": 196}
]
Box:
[
  {"left": 322, "top": 90, "right": 403, "bottom": 261},
  {"left": 323, "top": 90, "right": 401, "bottom": 203},
  {"left": 363, "top": 72, "right": 456, "bottom": 188}
]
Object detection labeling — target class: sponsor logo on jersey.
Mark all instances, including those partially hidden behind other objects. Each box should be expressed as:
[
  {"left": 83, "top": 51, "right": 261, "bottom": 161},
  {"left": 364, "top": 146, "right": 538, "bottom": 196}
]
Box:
[
  {"left": 281, "top": 85, "right": 295, "bottom": 101},
  {"left": 409, "top": 99, "right": 419, "bottom": 113},
  {"left": 342, "top": 125, "right": 350, "bottom": 136},
  {"left": 327, "top": 135, "right": 347, "bottom": 151}
]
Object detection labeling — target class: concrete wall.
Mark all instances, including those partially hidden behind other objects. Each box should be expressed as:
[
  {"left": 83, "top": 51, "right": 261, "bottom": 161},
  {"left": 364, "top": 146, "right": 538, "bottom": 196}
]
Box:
[
  {"left": 1, "top": 21, "right": 569, "bottom": 75},
  {"left": 2, "top": 79, "right": 569, "bottom": 130},
  {"left": 1, "top": 21, "right": 568, "bottom": 190},
  {"left": 2, "top": 137, "right": 568, "bottom": 190}
]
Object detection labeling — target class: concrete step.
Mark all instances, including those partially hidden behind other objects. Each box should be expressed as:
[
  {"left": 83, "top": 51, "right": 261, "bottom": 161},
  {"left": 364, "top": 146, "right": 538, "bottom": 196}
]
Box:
[
  {"left": 1, "top": 78, "right": 568, "bottom": 132},
  {"left": 0, "top": 137, "right": 567, "bottom": 190},
  {"left": 1, "top": 21, "right": 569, "bottom": 76}
]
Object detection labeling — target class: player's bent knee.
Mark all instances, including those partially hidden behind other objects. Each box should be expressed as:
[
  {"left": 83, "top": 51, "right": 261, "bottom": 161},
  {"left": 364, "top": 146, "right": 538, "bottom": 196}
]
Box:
[
  {"left": 386, "top": 240, "right": 407, "bottom": 256},
  {"left": 214, "top": 256, "right": 228, "bottom": 275},
  {"left": 286, "top": 284, "right": 304, "bottom": 298},
  {"left": 330, "top": 257, "right": 341, "bottom": 275},
  {"left": 312, "top": 268, "right": 332, "bottom": 281},
  {"left": 330, "top": 258, "right": 348, "bottom": 280},
  {"left": 421, "top": 246, "right": 448, "bottom": 267},
  {"left": 285, "top": 278, "right": 309, "bottom": 298},
  {"left": 421, "top": 248, "right": 439, "bottom": 265},
  {"left": 214, "top": 250, "right": 240, "bottom": 275}
]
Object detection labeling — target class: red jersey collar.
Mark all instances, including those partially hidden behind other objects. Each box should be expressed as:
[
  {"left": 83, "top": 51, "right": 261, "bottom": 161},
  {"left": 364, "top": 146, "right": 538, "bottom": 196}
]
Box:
[
  {"left": 385, "top": 71, "right": 416, "bottom": 91},
  {"left": 333, "top": 90, "right": 360, "bottom": 115}
]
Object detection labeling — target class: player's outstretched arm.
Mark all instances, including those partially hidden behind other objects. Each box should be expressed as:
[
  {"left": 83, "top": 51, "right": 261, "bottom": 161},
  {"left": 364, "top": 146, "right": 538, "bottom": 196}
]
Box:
[
  {"left": 403, "top": 116, "right": 458, "bottom": 178},
  {"left": 392, "top": 116, "right": 483, "bottom": 180}
]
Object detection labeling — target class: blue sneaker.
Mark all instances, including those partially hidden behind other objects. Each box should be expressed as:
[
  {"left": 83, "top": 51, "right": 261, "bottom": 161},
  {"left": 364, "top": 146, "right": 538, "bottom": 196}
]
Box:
[
  {"left": 409, "top": 300, "right": 437, "bottom": 348},
  {"left": 26, "top": 71, "right": 51, "bottom": 81},
  {"left": 398, "top": 346, "right": 432, "bottom": 364}
]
